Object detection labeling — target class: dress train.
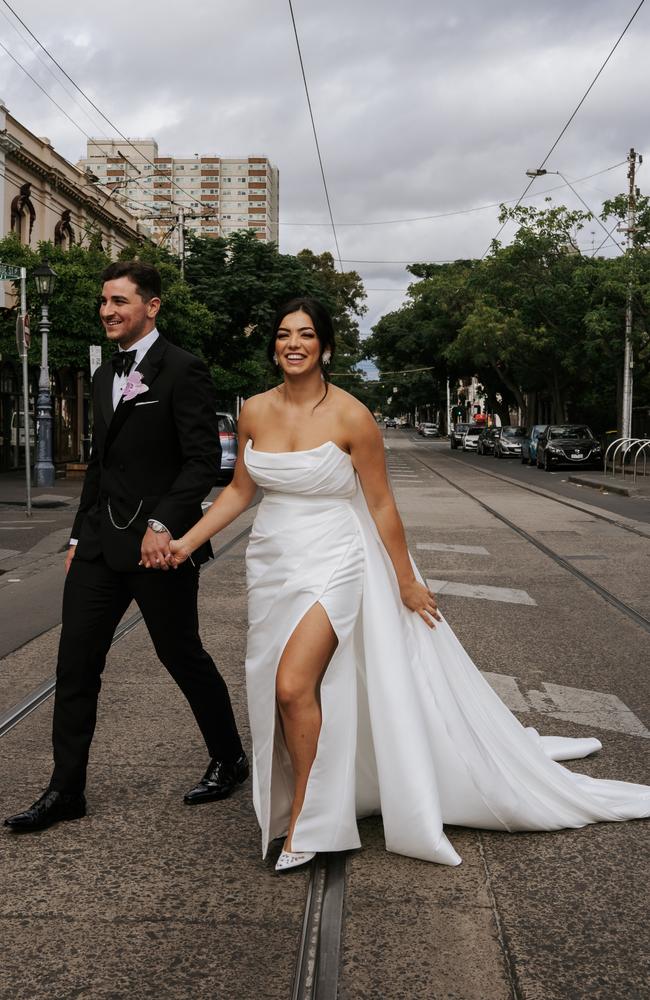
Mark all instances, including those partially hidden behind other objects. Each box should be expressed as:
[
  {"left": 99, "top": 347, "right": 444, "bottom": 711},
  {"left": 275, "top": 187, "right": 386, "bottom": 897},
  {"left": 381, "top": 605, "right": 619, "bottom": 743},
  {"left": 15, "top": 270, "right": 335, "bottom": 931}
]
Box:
[{"left": 243, "top": 441, "right": 650, "bottom": 865}]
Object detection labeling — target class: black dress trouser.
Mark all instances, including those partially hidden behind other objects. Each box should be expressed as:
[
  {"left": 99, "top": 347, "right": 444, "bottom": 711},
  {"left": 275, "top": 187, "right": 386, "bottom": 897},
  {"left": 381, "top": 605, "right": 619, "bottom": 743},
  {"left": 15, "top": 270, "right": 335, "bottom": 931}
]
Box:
[{"left": 50, "top": 554, "right": 243, "bottom": 793}]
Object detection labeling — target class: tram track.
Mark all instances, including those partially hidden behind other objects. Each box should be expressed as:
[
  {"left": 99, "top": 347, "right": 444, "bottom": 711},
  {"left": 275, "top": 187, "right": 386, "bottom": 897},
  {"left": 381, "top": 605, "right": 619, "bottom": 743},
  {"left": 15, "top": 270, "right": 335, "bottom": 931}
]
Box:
[
  {"left": 440, "top": 448, "right": 650, "bottom": 540},
  {"left": 0, "top": 505, "right": 345, "bottom": 1000},
  {"left": 412, "top": 452, "right": 650, "bottom": 635}
]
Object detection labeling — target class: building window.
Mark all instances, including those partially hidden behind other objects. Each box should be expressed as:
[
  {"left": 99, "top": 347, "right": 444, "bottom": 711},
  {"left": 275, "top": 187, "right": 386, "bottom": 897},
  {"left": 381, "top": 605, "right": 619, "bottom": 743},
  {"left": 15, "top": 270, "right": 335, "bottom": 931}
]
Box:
[
  {"left": 10, "top": 183, "right": 36, "bottom": 244},
  {"left": 54, "top": 209, "right": 75, "bottom": 249}
]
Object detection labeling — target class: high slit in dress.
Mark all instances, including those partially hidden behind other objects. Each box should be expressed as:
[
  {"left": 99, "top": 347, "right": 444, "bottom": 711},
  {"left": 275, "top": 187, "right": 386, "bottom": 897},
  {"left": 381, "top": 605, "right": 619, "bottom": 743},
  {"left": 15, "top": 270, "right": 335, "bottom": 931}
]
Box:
[{"left": 243, "top": 440, "right": 650, "bottom": 865}]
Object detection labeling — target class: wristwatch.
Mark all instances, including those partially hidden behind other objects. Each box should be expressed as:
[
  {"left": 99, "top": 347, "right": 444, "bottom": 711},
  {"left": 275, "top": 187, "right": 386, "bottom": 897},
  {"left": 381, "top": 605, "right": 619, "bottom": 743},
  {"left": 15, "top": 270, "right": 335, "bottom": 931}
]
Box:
[{"left": 147, "top": 519, "right": 170, "bottom": 534}]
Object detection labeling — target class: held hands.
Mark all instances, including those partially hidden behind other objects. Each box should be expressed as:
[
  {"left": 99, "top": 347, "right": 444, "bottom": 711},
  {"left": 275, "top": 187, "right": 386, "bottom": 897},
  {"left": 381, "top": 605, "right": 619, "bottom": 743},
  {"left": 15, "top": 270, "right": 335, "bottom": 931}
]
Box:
[
  {"left": 139, "top": 526, "right": 172, "bottom": 571},
  {"left": 166, "top": 537, "right": 193, "bottom": 568},
  {"left": 400, "top": 579, "right": 442, "bottom": 629}
]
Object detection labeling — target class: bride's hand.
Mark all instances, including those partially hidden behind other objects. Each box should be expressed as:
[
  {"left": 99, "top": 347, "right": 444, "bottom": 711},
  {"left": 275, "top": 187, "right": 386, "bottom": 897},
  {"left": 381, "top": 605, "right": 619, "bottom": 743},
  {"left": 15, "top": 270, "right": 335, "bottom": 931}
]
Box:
[
  {"left": 167, "top": 538, "right": 192, "bottom": 568},
  {"left": 400, "top": 580, "right": 442, "bottom": 629}
]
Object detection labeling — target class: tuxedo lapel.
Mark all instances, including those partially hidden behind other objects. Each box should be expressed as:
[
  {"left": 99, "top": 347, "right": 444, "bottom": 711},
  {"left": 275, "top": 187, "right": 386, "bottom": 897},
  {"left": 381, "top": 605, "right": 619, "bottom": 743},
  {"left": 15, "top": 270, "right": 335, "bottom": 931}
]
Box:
[{"left": 104, "top": 336, "right": 168, "bottom": 455}]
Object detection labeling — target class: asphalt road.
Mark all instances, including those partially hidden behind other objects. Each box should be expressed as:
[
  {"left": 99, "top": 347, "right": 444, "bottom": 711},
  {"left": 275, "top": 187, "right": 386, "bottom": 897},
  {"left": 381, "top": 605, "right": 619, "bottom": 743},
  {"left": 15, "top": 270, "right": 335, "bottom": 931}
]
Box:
[
  {"left": 1, "top": 436, "right": 649, "bottom": 999},
  {"left": 408, "top": 434, "right": 650, "bottom": 524},
  {"left": 0, "top": 487, "right": 227, "bottom": 660}
]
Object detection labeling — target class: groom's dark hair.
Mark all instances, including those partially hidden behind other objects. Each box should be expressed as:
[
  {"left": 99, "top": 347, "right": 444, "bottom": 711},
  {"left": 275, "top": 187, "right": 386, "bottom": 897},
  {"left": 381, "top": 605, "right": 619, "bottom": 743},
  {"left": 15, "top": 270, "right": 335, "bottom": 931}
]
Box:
[{"left": 101, "top": 260, "right": 162, "bottom": 302}]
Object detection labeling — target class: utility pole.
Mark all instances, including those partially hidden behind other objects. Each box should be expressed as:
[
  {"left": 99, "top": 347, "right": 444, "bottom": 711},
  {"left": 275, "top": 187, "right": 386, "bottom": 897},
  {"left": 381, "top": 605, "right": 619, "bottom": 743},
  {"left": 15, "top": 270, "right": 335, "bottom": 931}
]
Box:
[
  {"left": 178, "top": 206, "right": 185, "bottom": 280},
  {"left": 621, "top": 147, "right": 641, "bottom": 440}
]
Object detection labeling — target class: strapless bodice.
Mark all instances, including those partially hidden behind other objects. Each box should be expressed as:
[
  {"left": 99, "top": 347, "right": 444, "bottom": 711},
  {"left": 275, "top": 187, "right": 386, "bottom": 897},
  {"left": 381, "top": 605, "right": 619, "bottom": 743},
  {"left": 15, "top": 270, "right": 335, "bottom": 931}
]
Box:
[{"left": 244, "top": 440, "right": 358, "bottom": 500}]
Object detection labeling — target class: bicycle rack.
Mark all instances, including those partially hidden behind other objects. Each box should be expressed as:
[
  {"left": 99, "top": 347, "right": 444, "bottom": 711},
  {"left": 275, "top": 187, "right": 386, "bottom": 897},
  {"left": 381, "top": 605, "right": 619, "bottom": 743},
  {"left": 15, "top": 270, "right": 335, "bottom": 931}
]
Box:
[
  {"left": 605, "top": 437, "right": 645, "bottom": 479},
  {"left": 632, "top": 439, "right": 650, "bottom": 483}
]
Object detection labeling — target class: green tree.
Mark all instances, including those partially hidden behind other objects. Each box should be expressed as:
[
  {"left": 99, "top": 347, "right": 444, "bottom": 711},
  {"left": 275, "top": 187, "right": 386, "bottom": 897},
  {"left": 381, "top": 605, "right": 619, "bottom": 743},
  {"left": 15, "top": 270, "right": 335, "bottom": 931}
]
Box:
[
  {"left": 0, "top": 234, "right": 213, "bottom": 373},
  {"left": 184, "top": 231, "right": 367, "bottom": 398}
]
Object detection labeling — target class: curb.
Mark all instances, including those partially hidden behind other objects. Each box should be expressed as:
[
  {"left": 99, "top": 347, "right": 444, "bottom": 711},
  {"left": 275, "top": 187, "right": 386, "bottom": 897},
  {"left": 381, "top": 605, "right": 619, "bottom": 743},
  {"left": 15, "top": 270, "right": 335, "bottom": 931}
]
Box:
[
  {"left": 0, "top": 498, "right": 70, "bottom": 509},
  {"left": 567, "top": 475, "right": 643, "bottom": 497}
]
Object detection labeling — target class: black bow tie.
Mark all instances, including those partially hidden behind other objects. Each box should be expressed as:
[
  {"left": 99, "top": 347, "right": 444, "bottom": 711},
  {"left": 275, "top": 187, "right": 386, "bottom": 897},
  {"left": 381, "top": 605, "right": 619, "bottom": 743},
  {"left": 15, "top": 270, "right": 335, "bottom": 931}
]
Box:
[{"left": 111, "top": 350, "right": 137, "bottom": 377}]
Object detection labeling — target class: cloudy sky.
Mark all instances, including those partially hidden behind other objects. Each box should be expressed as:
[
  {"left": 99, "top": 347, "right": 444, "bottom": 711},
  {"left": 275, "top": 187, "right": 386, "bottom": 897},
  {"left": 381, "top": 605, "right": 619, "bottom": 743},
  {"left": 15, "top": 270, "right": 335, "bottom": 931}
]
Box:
[{"left": 0, "top": 0, "right": 647, "bottom": 336}]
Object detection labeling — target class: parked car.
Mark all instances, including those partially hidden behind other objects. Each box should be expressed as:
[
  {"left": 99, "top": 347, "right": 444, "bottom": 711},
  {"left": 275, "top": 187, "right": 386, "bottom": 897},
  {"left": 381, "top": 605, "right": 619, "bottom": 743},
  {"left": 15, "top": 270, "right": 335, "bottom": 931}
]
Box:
[
  {"left": 216, "top": 411, "right": 238, "bottom": 482},
  {"left": 477, "top": 427, "right": 500, "bottom": 455},
  {"left": 521, "top": 424, "right": 548, "bottom": 465},
  {"left": 462, "top": 425, "right": 482, "bottom": 451},
  {"left": 536, "top": 424, "right": 603, "bottom": 471},
  {"left": 384, "top": 417, "right": 397, "bottom": 428},
  {"left": 420, "top": 423, "right": 440, "bottom": 438},
  {"left": 450, "top": 422, "right": 470, "bottom": 449},
  {"left": 495, "top": 425, "right": 527, "bottom": 459}
]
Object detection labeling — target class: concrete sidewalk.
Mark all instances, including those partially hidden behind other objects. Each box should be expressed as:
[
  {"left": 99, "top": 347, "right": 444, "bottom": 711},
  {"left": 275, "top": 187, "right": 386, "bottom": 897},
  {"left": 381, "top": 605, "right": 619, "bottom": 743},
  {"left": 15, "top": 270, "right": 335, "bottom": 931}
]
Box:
[
  {"left": 0, "top": 470, "right": 83, "bottom": 508},
  {"left": 568, "top": 470, "right": 650, "bottom": 497}
]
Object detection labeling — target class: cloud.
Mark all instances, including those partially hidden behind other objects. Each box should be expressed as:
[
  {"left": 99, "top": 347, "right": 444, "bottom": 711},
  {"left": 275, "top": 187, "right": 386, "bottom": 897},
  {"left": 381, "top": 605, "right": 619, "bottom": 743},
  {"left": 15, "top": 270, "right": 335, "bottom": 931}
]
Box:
[{"left": 0, "top": 0, "right": 646, "bottom": 337}]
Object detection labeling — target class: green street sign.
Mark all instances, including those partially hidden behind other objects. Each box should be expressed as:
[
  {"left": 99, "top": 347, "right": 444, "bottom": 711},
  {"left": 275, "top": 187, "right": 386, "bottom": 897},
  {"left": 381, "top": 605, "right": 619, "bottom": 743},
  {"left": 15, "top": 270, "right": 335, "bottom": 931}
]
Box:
[{"left": 0, "top": 263, "right": 22, "bottom": 280}]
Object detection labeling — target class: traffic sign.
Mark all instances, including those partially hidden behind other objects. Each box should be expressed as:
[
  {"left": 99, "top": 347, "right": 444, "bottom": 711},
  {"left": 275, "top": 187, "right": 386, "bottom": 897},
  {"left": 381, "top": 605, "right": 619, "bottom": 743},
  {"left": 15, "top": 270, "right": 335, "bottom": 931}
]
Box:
[
  {"left": 89, "top": 345, "right": 102, "bottom": 377},
  {"left": 15, "top": 313, "right": 30, "bottom": 357},
  {"left": 0, "top": 263, "right": 22, "bottom": 280}
]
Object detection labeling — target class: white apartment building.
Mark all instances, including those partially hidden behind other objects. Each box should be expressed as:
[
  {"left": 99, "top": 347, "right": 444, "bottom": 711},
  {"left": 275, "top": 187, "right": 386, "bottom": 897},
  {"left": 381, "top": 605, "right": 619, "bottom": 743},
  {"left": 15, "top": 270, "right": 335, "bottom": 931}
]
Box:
[{"left": 77, "top": 139, "right": 279, "bottom": 253}]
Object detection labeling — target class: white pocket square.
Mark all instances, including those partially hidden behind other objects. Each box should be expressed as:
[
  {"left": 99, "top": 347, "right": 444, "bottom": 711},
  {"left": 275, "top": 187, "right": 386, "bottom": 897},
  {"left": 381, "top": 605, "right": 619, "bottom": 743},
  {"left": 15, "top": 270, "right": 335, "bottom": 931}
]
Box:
[{"left": 134, "top": 400, "right": 159, "bottom": 406}]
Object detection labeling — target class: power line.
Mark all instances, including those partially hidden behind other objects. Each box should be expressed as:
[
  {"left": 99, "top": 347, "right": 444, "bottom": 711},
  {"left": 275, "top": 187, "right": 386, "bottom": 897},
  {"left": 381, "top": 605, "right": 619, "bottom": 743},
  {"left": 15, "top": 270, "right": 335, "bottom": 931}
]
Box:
[
  {"left": 556, "top": 171, "right": 625, "bottom": 253},
  {"left": 0, "top": 38, "right": 167, "bottom": 217},
  {"left": 287, "top": 0, "right": 343, "bottom": 272},
  {"left": 0, "top": 0, "right": 223, "bottom": 226},
  {"left": 339, "top": 258, "right": 458, "bottom": 264},
  {"left": 0, "top": 167, "right": 144, "bottom": 247},
  {"left": 483, "top": 0, "right": 646, "bottom": 256},
  {"left": 279, "top": 162, "right": 626, "bottom": 228},
  {"left": 331, "top": 366, "right": 436, "bottom": 380},
  {"left": 0, "top": 6, "right": 110, "bottom": 141}
]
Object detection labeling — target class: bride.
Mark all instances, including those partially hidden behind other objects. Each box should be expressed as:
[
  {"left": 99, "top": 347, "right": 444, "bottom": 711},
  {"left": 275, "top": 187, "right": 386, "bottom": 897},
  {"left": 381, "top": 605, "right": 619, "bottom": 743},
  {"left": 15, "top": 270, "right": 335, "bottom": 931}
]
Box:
[{"left": 169, "top": 297, "right": 650, "bottom": 872}]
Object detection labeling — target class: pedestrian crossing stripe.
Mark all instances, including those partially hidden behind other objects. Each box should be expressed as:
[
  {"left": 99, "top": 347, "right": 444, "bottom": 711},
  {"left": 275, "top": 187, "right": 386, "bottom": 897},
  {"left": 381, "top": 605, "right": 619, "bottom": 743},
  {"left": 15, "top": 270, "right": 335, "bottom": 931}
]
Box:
[{"left": 427, "top": 579, "right": 536, "bottom": 606}]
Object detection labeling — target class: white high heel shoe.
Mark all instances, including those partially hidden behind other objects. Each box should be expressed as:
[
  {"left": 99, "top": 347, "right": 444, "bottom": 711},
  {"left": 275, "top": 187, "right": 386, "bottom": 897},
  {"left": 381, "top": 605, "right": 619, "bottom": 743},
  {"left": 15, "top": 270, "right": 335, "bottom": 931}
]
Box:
[{"left": 275, "top": 848, "right": 316, "bottom": 872}]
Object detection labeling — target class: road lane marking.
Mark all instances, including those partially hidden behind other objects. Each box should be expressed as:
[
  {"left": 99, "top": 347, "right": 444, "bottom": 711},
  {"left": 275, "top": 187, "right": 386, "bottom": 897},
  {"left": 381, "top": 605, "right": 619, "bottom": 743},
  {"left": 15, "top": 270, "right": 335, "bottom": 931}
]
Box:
[
  {"left": 418, "top": 542, "right": 489, "bottom": 555},
  {"left": 427, "top": 579, "right": 536, "bottom": 605},
  {"left": 482, "top": 672, "right": 650, "bottom": 738}
]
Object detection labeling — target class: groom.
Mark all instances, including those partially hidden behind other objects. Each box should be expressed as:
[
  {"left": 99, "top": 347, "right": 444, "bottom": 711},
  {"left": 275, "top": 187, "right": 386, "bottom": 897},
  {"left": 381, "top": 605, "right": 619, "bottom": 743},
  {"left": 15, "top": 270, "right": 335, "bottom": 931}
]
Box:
[{"left": 5, "top": 261, "right": 248, "bottom": 832}]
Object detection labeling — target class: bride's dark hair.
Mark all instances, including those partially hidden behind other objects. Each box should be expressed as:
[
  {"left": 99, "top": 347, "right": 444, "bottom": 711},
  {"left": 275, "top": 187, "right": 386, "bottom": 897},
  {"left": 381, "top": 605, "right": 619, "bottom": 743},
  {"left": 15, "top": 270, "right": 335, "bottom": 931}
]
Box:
[{"left": 267, "top": 297, "right": 336, "bottom": 382}]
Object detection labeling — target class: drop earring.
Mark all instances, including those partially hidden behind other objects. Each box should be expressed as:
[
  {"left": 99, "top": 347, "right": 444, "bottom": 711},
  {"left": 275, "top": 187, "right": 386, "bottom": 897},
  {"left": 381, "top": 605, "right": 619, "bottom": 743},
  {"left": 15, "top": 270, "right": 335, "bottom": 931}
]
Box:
[
  {"left": 322, "top": 351, "right": 331, "bottom": 365},
  {"left": 273, "top": 353, "right": 279, "bottom": 365}
]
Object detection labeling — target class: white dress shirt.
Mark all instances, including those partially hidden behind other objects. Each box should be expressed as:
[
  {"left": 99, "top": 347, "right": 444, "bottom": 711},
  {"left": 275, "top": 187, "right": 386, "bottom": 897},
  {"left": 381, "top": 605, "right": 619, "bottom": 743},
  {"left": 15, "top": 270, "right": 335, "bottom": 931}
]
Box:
[{"left": 112, "top": 327, "right": 159, "bottom": 410}]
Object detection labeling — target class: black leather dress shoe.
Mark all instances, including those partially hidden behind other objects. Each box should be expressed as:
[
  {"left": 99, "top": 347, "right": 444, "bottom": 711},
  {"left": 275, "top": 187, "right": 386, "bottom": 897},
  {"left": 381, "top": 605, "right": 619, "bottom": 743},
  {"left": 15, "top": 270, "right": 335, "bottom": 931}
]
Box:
[
  {"left": 4, "top": 790, "right": 86, "bottom": 832},
  {"left": 184, "top": 752, "right": 249, "bottom": 804}
]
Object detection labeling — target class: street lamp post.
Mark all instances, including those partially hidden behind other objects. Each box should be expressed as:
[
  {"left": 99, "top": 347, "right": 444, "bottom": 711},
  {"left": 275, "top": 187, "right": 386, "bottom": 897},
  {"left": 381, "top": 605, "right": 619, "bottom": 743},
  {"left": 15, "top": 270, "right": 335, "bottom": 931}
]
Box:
[{"left": 33, "top": 261, "right": 57, "bottom": 487}]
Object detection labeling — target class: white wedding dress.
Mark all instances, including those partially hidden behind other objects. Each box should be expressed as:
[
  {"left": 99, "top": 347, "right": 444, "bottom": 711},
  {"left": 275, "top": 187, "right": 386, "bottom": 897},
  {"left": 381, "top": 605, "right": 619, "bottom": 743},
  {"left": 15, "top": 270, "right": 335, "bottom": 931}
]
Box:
[{"left": 243, "top": 440, "right": 650, "bottom": 865}]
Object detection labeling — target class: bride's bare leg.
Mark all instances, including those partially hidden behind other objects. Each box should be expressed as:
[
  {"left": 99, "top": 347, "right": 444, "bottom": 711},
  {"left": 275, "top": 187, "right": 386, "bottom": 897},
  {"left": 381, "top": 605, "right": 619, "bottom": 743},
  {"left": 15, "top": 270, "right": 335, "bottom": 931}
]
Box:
[{"left": 275, "top": 603, "right": 338, "bottom": 851}]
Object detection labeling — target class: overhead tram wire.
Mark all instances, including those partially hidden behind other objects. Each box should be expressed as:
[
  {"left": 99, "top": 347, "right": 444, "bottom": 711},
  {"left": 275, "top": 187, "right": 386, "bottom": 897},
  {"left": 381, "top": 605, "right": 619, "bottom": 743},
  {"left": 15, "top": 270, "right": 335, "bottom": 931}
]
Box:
[
  {"left": 556, "top": 173, "right": 625, "bottom": 254},
  {"left": 0, "top": 0, "right": 221, "bottom": 227},
  {"left": 0, "top": 7, "right": 112, "bottom": 141},
  {"left": 591, "top": 158, "right": 644, "bottom": 257},
  {"left": 287, "top": 0, "right": 344, "bottom": 273},
  {"left": 482, "top": 0, "right": 647, "bottom": 258},
  {"left": 0, "top": 167, "right": 146, "bottom": 247},
  {"left": 0, "top": 39, "right": 167, "bottom": 221},
  {"left": 330, "top": 366, "right": 436, "bottom": 379},
  {"left": 278, "top": 161, "right": 627, "bottom": 228}
]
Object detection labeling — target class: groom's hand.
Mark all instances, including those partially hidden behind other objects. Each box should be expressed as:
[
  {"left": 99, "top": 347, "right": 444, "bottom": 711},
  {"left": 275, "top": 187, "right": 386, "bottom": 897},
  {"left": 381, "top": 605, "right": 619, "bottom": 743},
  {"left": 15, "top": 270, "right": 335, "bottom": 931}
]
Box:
[
  {"left": 65, "top": 544, "right": 77, "bottom": 574},
  {"left": 140, "top": 526, "right": 172, "bottom": 570}
]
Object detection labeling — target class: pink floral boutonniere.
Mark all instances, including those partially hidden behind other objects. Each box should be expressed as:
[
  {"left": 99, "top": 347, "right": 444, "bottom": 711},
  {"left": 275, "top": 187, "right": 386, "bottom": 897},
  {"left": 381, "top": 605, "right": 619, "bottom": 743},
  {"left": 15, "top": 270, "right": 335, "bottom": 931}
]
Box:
[{"left": 122, "top": 371, "right": 149, "bottom": 401}]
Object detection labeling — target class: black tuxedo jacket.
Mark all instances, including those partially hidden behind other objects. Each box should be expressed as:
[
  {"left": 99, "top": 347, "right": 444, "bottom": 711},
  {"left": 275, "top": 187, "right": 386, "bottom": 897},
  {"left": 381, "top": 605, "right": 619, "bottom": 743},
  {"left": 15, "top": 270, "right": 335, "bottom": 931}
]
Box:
[{"left": 72, "top": 336, "right": 221, "bottom": 572}]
